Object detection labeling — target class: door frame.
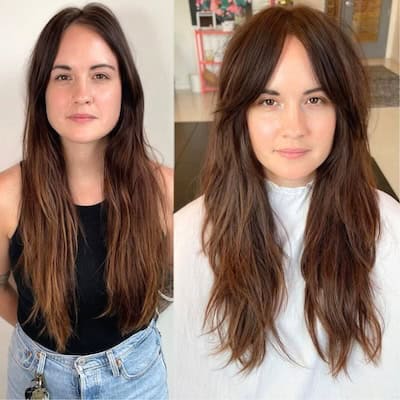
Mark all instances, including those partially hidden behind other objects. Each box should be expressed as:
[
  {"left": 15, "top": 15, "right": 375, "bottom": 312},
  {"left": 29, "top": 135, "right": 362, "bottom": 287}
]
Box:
[{"left": 337, "top": 0, "right": 393, "bottom": 58}]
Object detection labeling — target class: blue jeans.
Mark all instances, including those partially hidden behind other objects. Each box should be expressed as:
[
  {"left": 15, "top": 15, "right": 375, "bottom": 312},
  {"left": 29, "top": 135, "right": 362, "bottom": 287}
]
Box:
[{"left": 7, "top": 320, "right": 168, "bottom": 399}]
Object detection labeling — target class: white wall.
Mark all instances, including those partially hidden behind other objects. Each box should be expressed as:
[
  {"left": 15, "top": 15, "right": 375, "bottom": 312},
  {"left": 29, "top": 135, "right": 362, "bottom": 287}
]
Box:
[
  {"left": 0, "top": 0, "right": 174, "bottom": 170},
  {"left": 0, "top": 0, "right": 173, "bottom": 396},
  {"left": 175, "top": 0, "right": 197, "bottom": 90}
]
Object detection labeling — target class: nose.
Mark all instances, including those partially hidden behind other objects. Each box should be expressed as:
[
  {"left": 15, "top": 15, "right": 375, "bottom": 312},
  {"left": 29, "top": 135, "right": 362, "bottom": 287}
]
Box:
[
  {"left": 72, "top": 79, "right": 93, "bottom": 105},
  {"left": 281, "top": 104, "right": 306, "bottom": 138}
]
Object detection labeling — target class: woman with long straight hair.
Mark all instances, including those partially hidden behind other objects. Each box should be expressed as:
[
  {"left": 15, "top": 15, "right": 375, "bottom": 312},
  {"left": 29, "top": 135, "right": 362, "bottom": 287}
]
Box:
[
  {"left": 0, "top": 3, "right": 172, "bottom": 399},
  {"left": 174, "top": 5, "right": 400, "bottom": 399}
]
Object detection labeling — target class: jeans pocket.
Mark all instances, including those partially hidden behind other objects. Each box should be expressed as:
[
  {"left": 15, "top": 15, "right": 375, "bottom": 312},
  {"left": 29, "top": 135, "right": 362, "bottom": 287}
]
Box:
[
  {"left": 118, "top": 328, "right": 162, "bottom": 380},
  {"left": 9, "top": 328, "right": 37, "bottom": 372}
]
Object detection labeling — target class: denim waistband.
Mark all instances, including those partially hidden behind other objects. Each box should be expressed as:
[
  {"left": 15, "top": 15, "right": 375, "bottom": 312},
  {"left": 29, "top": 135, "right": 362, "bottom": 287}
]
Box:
[{"left": 14, "top": 319, "right": 157, "bottom": 373}]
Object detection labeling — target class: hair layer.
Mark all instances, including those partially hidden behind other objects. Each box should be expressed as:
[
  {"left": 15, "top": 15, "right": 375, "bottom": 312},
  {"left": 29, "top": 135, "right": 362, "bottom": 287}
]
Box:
[
  {"left": 202, "top": 6, "right": 381, "bottom": 375},
  {"left": 20, "top": 3, "right": 168, "bottom": 351}
]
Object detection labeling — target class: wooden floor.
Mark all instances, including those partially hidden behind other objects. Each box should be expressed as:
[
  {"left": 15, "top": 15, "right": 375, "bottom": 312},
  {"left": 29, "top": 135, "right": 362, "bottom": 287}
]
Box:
[{"left": 175, "top": 122, "right": 210, "bottom": 211}]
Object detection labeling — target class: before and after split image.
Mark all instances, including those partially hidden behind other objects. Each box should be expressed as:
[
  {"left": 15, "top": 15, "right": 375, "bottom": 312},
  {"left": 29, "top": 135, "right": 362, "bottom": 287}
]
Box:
[{"left": 0, "top": 0, "right": 399, "bottom": 399}]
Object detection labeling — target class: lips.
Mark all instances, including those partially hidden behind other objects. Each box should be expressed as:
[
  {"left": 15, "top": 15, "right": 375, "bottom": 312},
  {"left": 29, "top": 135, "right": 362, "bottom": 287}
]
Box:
[
  {"left": 275, "top": 148, "right": 310, "bottom": 159},
  {"left": 68, "top": 113, "right": 97, "bottom": 122}
]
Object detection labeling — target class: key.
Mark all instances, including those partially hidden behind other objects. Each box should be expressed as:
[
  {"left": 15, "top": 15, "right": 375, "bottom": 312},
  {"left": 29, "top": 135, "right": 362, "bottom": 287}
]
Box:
[
  {"left": 30, "top": 387, "right": 50, "bottom": 400},
  {"left": 25, "top": 374, "right": 50, "bottom": 399}
]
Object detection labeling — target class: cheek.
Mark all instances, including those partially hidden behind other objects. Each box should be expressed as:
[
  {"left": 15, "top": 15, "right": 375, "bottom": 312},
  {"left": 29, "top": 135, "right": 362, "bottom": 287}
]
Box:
[
  {"left": 98, "top": 86, "right": 122, "bottom": 115},
  {"left": 309, "top": 110, "right": 336, "bottom": 150},
  {"left": 45, "top": 87, "right": 65, "bottom": 121},
  {"left": 247, "top": 110, "right": 281, "bottom": 152}
]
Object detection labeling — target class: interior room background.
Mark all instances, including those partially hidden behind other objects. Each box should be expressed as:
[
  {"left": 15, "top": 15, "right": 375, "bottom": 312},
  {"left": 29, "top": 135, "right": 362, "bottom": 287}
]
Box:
[
  {"left": 175, "top": 0, "right": 400, "bottom": 211},
  {"left": 175, "top": 0, "right": 399, "bottom": 90}
]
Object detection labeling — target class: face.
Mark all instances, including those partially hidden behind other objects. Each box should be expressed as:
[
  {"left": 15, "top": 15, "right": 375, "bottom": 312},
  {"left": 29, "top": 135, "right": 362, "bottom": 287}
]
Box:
[
  {"left": 246, "top": 36, "right": 336, "bottom": 187},
  {"left": 45, "top": 24, "right": 122, "bottom": 146}
]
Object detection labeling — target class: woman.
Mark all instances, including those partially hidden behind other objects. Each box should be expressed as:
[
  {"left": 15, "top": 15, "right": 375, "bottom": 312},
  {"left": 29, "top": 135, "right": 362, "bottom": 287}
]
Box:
[
  {"left": 0, "top": 3, "right": 172, "bottom": 399},
  {"left": 174, "top": 5, "right": 400, "bottom": 399}
]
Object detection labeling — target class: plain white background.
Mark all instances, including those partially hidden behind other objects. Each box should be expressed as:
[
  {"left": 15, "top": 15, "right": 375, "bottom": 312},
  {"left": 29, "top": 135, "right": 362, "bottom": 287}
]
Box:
[
  {"left": 0, "top": 0, "right": 174, "bottom": 169},
  {"left": 0, "top": 0, "right": 173, "bottom": 396}
]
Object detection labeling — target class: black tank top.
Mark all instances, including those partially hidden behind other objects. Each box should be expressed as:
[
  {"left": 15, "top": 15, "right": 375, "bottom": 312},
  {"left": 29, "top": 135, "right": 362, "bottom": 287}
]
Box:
[{"left": 9, "top": 202, "right": 137, "bottom": 355}]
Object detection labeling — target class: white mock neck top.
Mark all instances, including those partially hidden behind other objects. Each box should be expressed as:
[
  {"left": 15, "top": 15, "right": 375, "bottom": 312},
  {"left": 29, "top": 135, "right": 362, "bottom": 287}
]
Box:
[{"left": 173, "top": 185, "right": 400, "bottom": 400}]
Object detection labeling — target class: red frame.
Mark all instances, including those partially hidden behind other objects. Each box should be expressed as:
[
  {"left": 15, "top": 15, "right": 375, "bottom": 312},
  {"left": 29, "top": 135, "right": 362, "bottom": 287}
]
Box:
[
  {"left": 194, "top": 29, "right": 232, "bottom": 93},
  {"left": 194, "top": 2, "right": 277, "bottom": 93}
]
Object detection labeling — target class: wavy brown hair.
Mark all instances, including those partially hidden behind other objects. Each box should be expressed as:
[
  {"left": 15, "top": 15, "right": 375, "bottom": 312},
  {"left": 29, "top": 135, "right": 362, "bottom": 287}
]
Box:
[
  {"left": 19, "top": 3, "right": 168, "bottom": 351},
  {"left": 201, "top": 6, "right": 382, "bottom": 376}
]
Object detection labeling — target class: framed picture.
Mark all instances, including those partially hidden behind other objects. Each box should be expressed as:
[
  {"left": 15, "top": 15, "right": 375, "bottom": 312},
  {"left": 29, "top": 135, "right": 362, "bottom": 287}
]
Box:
[
  {"left": 189, "top": 1, "right": 252, "bottom": 26},
  {"left": 196, "top": 11, "right": 217, "bottom": 28}
]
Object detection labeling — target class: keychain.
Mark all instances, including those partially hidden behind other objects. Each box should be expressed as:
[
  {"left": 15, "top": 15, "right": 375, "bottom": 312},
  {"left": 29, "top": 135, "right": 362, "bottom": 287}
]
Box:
[{"left": 25, "top": 373, "right": 50, "bottom": 400}]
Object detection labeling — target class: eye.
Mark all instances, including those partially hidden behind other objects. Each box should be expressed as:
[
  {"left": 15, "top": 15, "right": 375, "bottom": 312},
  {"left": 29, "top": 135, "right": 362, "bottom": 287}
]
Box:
[
  {"left": 93, "top": 73, "right": 109, "bottom": 80},
  {"left": 261, "top": 98, "right": 278, "bottom": 107},
  {"left": 55, "top": 74, "right": 71, "bottom": 81},
  {"left": 307, "top": 97, "right": 325, "bottom": 105}
]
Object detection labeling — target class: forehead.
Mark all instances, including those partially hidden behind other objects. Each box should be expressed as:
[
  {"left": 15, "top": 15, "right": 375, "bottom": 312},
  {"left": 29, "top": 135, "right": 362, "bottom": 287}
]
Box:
[
  {"left": 53, "top": 24, "right": 118, "bottom": 66},
  {"left": 266, "top": 35, "right": 320, "bottom": 90}
]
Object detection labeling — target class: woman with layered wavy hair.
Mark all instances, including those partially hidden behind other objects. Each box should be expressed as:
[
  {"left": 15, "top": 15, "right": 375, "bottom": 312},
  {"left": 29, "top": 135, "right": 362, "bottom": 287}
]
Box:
[
  {"left": 174, "top": 5, "right": 400, "bottom": 399},
  {"left": 0, "top": 3, "right": 172, "bottom": 399}
]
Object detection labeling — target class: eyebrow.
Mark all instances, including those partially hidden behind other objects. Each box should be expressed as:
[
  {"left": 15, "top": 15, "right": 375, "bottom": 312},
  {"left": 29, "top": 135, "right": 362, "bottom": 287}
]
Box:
[
  {"left": 51, "top": 63, "right": 116, "bottom": 71},
  {"left": 261, "top": 87, "right": 324, "bottom": 95}
]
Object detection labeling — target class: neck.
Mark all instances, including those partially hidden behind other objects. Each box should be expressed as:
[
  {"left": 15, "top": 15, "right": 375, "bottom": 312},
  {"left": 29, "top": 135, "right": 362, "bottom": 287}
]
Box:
[{"left": 62, "top": 139, "right": 106, "bottom": 205}]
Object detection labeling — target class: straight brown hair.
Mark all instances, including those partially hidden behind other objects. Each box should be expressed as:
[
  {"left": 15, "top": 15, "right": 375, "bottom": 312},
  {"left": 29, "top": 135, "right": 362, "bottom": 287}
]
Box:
[
  {"left": 19, "top": 3, "right": 168, "bottom": 351},
  {"left": 202, "top": 6, "right": 382, "bottom": 376}
]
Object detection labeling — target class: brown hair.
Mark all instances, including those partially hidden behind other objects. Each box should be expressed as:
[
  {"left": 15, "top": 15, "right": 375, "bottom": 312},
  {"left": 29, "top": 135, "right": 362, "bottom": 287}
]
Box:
[
  {"left": 201, "top": 6, "right": 381, "bottom": 376},
  {"left": 19, "top": 3, "right": 168, "bottom": 351}
]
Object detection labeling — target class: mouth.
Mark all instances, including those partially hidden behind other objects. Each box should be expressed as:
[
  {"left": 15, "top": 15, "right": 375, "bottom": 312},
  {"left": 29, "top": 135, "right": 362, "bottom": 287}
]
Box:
[
  {"left": 275, "top": 148, "right": 310, "bottom": 159},
  {"left": 67, "top": 114, "right": 97, "bottom": 123}
]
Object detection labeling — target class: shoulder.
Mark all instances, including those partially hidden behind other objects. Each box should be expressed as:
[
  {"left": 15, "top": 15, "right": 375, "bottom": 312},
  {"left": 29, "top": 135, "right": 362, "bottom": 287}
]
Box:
[
  {"left": 0, "top": 163, "right": 21, "bottom": 238},
  {"left": 0, "top": 163, "right": 21, "bottom": 192},
  {"left": 155, "top": 165, "right": 173, "bottom": 222},
  {"left": 374, "top": 192, "right": 400, "bottom": 335},
  {"left": 159, "top": 165, "right": 173, "bottom": 204},
  {"left": 174, "top": 196, "right": 212, "bottom": 289},
  {"left": 374, "top": 190, "right": 400, "bottom": 280},
  {"left": 174, "top": 196, "right": 205, "bottom": 252},
  {"left": 150, "top": 162, "right": 173, "bottom": 202},
  {"left": 159, "top": 165, "right": 173, "bottom": 183},
  {"left": 376, "top": 190, "right": 400, "bottom": 238},
  {"left": 175, "top": 196, "right": 205, "bottom": 228},
  {"left": 377, "top": 190, "right": 400, "bottom": 215}
]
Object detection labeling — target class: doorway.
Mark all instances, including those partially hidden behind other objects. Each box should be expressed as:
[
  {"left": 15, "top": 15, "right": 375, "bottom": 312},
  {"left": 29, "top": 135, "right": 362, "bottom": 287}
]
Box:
[{"left": 326, "top": 0, "right": 392, "bottom": 58}]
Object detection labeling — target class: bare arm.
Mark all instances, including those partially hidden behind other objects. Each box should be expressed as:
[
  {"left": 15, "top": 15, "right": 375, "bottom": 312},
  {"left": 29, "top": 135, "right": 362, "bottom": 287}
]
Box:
[
  {"left": 0, "top": 255, "right": 18, "bottom": 326},
  {"left": 159, "top": 166, "right": 174, "bottom": 309},
  {"left": 0, "top": 165, "right": 21, "bottom": 326},
  {"left": 161, "top": 166, "right": 174, "bottom": 269}
]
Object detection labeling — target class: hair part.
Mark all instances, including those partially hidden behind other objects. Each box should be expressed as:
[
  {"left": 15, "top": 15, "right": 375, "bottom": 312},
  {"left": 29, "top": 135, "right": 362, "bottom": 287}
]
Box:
[
  {"left": 202, "top": 5, "right": 381, "bottom": 375},
  {"left": 19, "top": 3, "right": 168, "bottom": 351}
]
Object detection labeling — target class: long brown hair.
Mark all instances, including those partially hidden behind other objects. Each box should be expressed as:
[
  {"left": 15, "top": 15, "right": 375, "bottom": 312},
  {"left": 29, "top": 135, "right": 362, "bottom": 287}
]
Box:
[
  {"left": 19, "top": 3, "right": 168, "bottom": 351},
  {"left": 201, "top": 6, "right": 381, "bottom": 376}
]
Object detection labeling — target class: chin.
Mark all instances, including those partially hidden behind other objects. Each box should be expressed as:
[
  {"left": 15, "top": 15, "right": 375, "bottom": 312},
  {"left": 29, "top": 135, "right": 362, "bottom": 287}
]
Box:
[{"left": 60, "top": 134, "right": 108, "bottom": 145}]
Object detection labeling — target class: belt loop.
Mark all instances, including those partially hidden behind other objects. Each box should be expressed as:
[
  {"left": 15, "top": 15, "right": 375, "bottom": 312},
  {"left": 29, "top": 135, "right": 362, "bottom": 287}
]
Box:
[
  {"left": 36, "top": 351, "right": 47, "bottom": 375},
  {"left": 106, "top": 350, "right": 120, "bottom": 377}
]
